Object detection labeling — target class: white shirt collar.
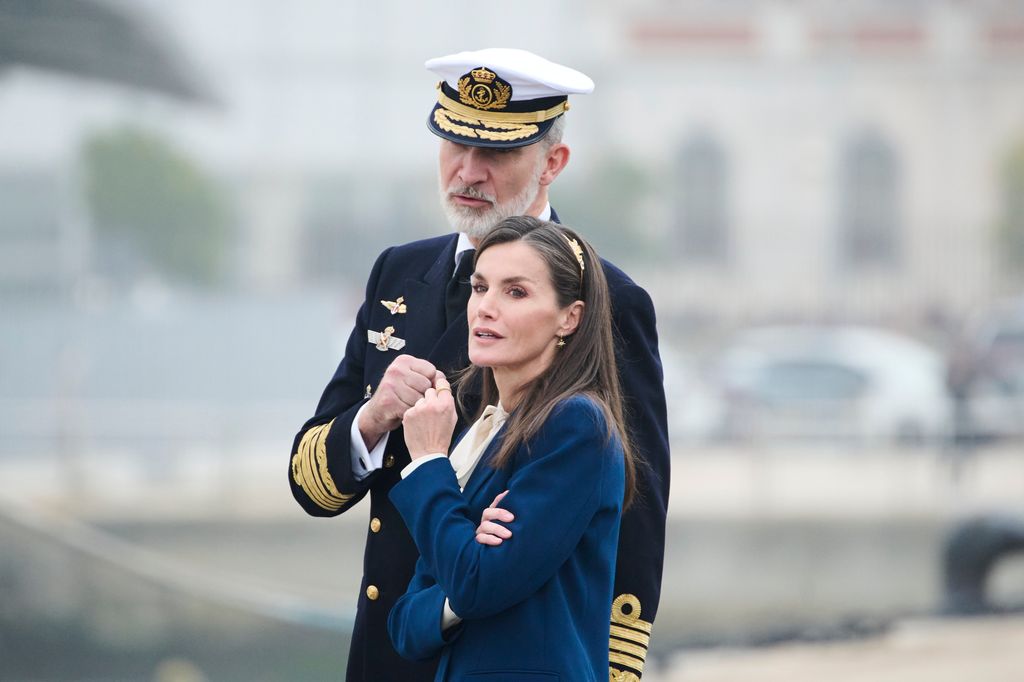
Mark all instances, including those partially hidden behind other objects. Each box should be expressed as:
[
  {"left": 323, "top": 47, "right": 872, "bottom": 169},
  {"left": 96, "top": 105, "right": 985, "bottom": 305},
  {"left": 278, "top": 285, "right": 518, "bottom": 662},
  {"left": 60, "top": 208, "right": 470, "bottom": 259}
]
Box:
[
  {"left": 454, "top": 232, "right": 474, "bottom": 264},
  {"left": 453, "top": 202, "right": 553, "bottom": 265}
]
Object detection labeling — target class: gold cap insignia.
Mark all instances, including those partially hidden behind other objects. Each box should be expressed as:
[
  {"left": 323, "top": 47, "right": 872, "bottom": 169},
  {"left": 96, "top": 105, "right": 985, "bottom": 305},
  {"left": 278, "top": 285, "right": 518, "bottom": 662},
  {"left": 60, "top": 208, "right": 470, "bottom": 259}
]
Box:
[
  {"left": 381, "top": 296, "right": 407, "bottom": 315},
  {"left": 367, "top": 326, "right": 406, "bottom": 352},
  {"left": 457, "top": 67, "right": 512, "bottom": 111}
]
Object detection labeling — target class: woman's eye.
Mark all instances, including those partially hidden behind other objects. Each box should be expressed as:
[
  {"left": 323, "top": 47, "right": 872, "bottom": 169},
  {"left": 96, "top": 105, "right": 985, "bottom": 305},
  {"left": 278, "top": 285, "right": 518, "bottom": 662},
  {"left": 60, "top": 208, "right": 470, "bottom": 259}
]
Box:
[
  {"left": 471, "top": 284, "right": 487, "bottom": 294},
  {"left": 508, "top": 287, "right": 527, "bottom": 298}
]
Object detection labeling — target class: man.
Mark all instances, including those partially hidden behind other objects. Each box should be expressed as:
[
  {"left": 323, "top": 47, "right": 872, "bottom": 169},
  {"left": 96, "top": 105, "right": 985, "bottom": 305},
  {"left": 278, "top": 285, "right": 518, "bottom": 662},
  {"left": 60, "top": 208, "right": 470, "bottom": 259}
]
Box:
[{"left": 290, "top": 48, "right": 670, "bottom": 682}]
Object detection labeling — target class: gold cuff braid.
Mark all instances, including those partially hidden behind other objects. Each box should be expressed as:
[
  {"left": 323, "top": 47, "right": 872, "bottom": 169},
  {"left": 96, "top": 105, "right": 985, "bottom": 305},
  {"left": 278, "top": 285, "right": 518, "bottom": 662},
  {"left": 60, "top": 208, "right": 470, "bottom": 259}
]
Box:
[
  {"left": 437, "top": 86, "right": 568, "bottom": 123},
  {"left": 609, "top": 667, "right": 641, "bottom": 682},
  {"left": 291, "top": 420, "right": 354, "bottom": 511},
  {"left": 608, "top": 593, "right": 652, "bottom": 677}
]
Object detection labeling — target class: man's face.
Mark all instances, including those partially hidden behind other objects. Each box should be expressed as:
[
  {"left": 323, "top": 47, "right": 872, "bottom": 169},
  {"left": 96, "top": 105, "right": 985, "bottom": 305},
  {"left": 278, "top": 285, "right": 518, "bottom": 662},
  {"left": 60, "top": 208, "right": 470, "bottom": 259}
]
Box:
[{"left": 438, "top": 140, "right": 548, "bottom": 240}]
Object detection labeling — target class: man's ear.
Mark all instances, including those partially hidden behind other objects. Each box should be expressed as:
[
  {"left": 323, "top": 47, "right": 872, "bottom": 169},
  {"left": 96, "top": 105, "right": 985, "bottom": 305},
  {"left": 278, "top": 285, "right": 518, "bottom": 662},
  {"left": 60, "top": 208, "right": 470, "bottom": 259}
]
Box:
[
  {"left": 538, "top": 143, "right": 570, "bottom": 187},
  {"left": 558, "top": 300, "right": 584, "bottom": 337}
]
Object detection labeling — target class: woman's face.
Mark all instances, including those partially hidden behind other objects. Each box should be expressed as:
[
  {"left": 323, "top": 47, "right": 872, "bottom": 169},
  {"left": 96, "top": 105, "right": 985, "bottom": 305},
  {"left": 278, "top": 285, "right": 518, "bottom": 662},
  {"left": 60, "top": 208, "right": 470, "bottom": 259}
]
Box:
[{"left": 467, "top": 241, "right": 580, "bottom": 392}]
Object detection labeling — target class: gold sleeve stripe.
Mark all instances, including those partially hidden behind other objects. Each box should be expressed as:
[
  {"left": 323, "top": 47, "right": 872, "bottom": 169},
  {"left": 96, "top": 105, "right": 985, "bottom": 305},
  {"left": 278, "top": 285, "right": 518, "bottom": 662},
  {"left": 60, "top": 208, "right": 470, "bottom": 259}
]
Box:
[
  {"left": 611, "top": 624, "right": 650, "bottom": 647},
  {"left": 294, "top": 432, "right": 332, "bottom": 509},
  {"left": 609, "top": 638, "right": 648, "bottom": 661},
  {"left": 305, "top": 427, "right": 344, "bottom": 507},
  {"left": 609, "top": 651, "right": 646, "bottom": 673},
  {"left": 616, "top": 619, "right": 652, "bottom": 635},
  {"left": 609, "top": 668, "right": 641, "bottom": 682},
  {"left": 295, "top": 430, "right": 338, "bottom": 510},
  {"left": 314, "top": 423, "right": 349, "bottom": 500},
  {"left": 294, "top": 453, "right": 334, "bottom": 510},
  {"left": 305, "top": 427, "right": 334, "bottom": 499},
  {"left": 310, "top": 423, "right": 354, "bottom": 506},
  {"left": 291, "top": 420, "right": 354, "bottom": 511}
]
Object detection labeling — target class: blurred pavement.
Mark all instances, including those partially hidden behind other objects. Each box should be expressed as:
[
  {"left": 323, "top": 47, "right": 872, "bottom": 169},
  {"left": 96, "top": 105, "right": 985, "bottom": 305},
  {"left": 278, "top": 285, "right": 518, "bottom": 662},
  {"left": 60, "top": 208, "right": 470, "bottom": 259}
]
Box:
[{"left": 650, "top": 615, "right": 1024, "bottom": 682}]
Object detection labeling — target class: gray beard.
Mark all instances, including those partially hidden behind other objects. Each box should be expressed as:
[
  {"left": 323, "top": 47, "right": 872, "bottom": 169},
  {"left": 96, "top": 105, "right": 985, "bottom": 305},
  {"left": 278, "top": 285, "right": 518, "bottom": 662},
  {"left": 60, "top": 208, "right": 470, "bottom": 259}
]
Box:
[{"left": 439, "top": 167, "right": 544, "bottom": 240}]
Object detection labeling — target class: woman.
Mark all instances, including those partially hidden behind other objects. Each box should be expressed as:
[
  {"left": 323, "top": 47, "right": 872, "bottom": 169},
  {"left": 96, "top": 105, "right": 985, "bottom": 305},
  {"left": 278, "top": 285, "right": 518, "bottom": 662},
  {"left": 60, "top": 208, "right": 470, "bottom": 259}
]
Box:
[{"left": 387, "top": 216, "right": 637, "bottom": 681}]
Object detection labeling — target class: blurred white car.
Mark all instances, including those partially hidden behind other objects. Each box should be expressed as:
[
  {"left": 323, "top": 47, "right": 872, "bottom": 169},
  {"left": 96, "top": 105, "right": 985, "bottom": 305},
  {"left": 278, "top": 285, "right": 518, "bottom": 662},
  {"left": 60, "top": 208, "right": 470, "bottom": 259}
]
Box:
[
  {"left": 707, "top": 325, "right": 954, "bottom": 445},
  {"left": 950, "top": 297, "right": 1024, "bottom": 441}
]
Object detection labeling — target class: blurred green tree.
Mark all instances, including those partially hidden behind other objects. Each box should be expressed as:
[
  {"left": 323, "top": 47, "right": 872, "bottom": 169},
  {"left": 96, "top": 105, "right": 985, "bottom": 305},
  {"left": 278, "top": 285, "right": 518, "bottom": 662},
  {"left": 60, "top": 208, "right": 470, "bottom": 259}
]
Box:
[
  {"left": 81, "top": 127, "right": 230, "bottom": 285},
  {"left": 997, "top": 142, "right": 1024, "bottom": 276}
]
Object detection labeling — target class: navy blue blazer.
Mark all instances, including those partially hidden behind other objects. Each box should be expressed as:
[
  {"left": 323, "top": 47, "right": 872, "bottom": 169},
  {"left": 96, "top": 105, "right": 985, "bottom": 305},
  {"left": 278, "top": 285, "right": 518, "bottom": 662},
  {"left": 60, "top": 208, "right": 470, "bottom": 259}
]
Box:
[
  {"left": 388, "top": 396, "right": 625, "bottom": 682},
  {"left": 290, "top": 219, "right": 669, "bottom": 681}
]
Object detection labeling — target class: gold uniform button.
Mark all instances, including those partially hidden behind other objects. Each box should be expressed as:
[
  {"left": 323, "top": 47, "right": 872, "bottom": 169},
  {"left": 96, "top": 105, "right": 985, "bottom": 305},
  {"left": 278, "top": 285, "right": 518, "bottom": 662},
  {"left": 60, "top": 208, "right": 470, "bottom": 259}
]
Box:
[
  {"left": 384, "top": 454, "right": 396, "bottom": 468},
  {"left": 370, "top": 517, "right": 382, "bottom": 533},
  {"left": 366, "top": 585, "right": 379, "bottom": 601}
]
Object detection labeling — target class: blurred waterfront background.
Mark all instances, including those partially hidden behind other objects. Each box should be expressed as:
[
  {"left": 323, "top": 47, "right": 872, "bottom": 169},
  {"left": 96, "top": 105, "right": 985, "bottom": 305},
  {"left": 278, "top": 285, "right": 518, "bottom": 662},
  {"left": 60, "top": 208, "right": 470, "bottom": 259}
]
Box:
[{"left": 2, "top": 1, "right": 1024, "bottom": 680}]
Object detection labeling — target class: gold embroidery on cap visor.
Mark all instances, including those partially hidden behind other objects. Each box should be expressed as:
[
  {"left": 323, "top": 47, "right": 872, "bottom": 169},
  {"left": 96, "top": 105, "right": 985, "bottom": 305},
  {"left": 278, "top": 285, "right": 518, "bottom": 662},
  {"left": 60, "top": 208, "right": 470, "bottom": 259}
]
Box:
[
  {"left": 433, "top": 108, "right": 539, "bottom": 143},
  {"left": 438, "top": 87, "right": 569, "bottom": 124}
]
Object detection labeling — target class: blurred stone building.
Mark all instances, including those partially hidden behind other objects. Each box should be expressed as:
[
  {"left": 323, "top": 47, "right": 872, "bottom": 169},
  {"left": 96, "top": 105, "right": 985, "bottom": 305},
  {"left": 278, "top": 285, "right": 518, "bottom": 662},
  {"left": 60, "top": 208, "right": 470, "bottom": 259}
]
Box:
[
  {"left": 574, "top": 0, "right": 1024, "bottom": 331},
  {"left": 2, "top": 0, "right": 1023, "bottom": 332}
]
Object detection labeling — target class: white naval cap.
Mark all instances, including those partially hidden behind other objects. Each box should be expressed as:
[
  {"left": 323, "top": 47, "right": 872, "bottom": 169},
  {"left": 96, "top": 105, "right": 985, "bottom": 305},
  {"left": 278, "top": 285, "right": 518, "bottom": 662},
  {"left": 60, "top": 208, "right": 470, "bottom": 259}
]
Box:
[{"left": 425, "top": 47, "right": 594, "bottom": 148}]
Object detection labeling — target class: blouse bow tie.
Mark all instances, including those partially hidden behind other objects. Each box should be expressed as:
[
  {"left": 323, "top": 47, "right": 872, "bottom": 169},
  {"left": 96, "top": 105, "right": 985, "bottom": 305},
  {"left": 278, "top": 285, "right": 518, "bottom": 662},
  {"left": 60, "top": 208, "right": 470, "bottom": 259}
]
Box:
[{"left": 451, "top": 402, "right": 509, "bottom": 489}]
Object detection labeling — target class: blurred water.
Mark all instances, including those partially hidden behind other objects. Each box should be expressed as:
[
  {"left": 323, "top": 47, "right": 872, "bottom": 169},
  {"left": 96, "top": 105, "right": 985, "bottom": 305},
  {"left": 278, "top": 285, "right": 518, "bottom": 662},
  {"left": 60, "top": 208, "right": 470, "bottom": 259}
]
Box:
[{"left": 0, "top": 501, "right": 349, "bottom": 681}]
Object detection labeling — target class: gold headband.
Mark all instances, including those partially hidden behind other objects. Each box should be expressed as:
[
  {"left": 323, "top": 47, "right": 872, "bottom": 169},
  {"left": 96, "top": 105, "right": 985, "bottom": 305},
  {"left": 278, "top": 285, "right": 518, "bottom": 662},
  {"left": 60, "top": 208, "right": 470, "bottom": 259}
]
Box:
[{"left": 565, "top": 235, "right": 585, "bottom": 274}]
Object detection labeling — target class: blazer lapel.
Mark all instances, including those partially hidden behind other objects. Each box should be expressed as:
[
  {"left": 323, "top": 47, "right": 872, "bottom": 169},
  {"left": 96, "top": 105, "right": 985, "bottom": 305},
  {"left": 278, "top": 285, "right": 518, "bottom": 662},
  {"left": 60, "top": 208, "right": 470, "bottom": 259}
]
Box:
[
  {"left": 430, "top": 309, "right": 470, "bottom": 374},
  {"left": 399, "top": 235, "right": 457, "bottom": 358},
  {"left": 423, "top": 237, "right": 471, "bottom": 374},
  {"left": 460, "top": 430, "right": 505, "bottom": 505}
]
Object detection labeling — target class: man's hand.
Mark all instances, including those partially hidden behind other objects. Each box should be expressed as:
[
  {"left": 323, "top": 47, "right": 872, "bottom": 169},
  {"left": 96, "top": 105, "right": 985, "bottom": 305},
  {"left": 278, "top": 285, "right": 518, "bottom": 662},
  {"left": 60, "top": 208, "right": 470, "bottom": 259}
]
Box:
[
  {"left": 358, "top": 355, "right": 437, "bottom": 449},
  {"left": 476, "top": 490, "right": 514, "bottom": 546},
  {"left": 402, "top": 373, "right": 458, "bottom": 460}
]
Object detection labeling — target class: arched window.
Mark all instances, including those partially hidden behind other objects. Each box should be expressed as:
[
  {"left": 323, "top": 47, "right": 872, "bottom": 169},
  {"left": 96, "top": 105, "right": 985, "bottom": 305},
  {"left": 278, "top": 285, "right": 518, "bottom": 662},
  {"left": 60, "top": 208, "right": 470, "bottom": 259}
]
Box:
[
  {"left": 675, "top": 134, "right": 729, "bottom": 263},
  {"left": 839, "top": 130, "right": 901, "bottom": 269}
]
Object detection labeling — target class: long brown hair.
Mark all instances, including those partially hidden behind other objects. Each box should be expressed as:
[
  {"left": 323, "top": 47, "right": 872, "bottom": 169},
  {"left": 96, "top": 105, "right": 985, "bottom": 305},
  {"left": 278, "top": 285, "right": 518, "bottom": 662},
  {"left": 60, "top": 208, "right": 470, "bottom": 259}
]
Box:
[{"left": 455, "top": 216, "right": 638, "bottom": 507}]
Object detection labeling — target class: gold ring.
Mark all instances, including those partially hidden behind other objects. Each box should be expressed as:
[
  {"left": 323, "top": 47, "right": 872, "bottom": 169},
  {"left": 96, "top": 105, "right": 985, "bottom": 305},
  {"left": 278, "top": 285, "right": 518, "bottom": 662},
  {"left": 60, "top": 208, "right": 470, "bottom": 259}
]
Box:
[{"left": 436, "top": 387, "right": 452, "bottom": 394}]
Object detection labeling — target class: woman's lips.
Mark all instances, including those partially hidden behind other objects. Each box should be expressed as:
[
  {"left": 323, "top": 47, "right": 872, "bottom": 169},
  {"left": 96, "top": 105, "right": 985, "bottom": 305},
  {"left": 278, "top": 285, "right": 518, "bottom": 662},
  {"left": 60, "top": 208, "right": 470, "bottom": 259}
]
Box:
[{"left": 472, "top": 328, "right": 504, "bottom": 342}]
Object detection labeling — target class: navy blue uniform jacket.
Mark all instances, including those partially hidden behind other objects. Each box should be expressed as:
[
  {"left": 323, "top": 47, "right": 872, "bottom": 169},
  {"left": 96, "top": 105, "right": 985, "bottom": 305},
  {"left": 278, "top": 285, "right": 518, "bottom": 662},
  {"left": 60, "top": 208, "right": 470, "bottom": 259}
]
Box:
[
  {"left": 290, "top": 222, "right": 669, "bottom": 681},
  {"left": 388, "top": 396, "right": 624, "bottom": 681}
]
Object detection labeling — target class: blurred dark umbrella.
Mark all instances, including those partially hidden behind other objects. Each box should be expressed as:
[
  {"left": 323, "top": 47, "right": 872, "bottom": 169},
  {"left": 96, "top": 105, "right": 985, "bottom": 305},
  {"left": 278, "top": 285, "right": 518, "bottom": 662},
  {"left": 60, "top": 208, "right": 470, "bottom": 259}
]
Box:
[{"left": 0, "top": 0, "right": 213, "bottom": 103}]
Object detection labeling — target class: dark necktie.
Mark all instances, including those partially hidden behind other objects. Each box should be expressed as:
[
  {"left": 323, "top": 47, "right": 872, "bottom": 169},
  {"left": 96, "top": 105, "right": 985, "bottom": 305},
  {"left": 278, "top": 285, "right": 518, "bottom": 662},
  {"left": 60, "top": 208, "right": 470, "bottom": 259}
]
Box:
[{"left": 445, "top": 250, "right": 474, "bottom": 326}]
